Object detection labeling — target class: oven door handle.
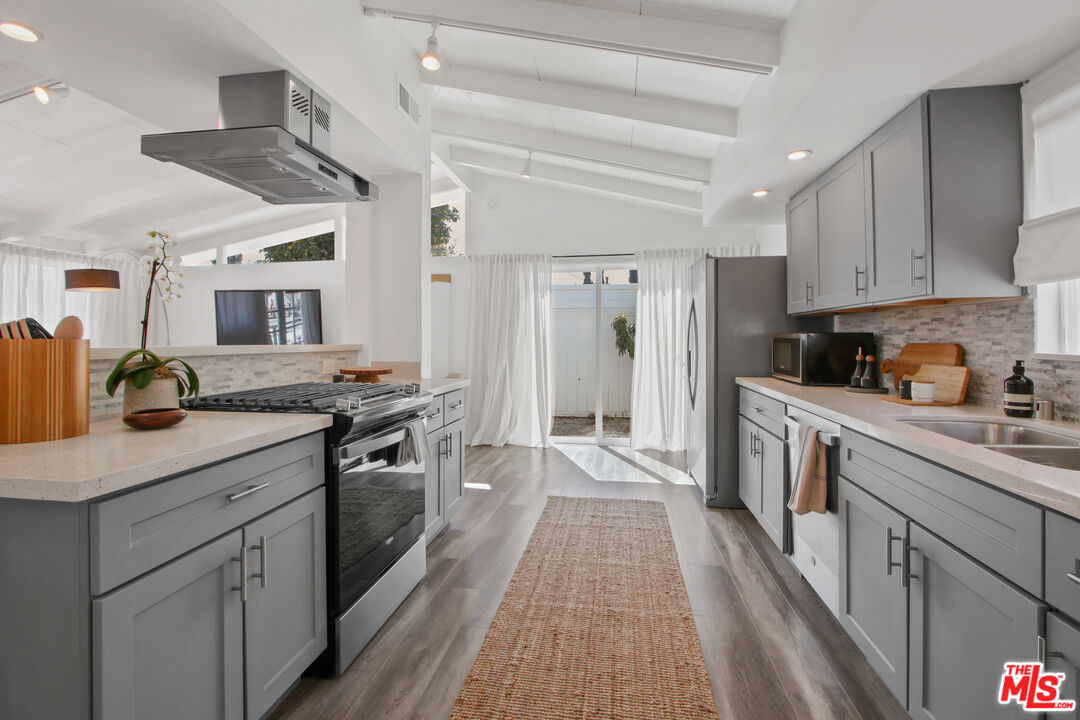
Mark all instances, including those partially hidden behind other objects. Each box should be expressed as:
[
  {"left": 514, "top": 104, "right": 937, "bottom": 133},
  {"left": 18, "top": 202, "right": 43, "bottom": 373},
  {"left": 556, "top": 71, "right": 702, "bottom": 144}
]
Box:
[{"left": 337, "top": 427, "right": 408, "bottom": 463}]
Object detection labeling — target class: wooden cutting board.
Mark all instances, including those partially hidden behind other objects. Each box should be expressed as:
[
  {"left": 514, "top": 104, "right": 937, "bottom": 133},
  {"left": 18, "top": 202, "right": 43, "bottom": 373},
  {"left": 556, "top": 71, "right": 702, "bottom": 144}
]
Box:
[
  {"left": 880, "top": 343, "right": 964, "bottom": 391},
  {"left": 904, "top": 363, "right": 971, "bottom": 405}
]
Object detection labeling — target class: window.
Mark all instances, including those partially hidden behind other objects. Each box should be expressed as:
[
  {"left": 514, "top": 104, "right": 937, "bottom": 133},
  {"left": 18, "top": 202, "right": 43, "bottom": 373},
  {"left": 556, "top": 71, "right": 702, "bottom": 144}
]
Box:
[
  {"left": 1021, "top": 47, "right": 1080, "bottom": 354},
  {"left": 431, "top": 201, "right": 465, "bottom": 257},
  {"left": 226, "top": 231, "right": 335, "bottom": 265}
]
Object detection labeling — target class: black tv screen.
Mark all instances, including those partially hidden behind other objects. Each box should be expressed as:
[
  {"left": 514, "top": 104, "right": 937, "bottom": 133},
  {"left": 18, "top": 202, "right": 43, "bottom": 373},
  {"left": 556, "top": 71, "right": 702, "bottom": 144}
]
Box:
[{"left": 215, "top": 289, "right": 323, "bottom": 345}]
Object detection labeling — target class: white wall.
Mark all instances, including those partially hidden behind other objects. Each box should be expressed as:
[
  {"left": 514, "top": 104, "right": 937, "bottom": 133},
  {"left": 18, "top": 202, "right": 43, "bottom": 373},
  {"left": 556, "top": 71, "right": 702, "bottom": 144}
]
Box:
[
  {"left": 465, "top": 174, "right": 780, "bottom": 256},
  {"left": 169, "top": 261, "right": 347, "bottom": 346}
]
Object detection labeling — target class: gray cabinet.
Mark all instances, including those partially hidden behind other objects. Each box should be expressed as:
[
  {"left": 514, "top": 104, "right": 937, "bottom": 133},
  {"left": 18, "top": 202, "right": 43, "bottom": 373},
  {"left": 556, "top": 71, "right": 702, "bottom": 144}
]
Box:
[
  {"left": 908, "top": 523, "right": 1044, "bottom": 720},
  {"left": 1046, "top": 613, "right": 1080, "bottom": 717},
  {"left": 425, "top": 397, "right": 467, "bottom": 544},
  {"left": 93, "top": 530, "right": 245, "bottom": 720},
  {"left": 243, "top": 489, "right": 327, "bottom": 720},
  {"left": 838, "top": 478, "right": 908, "bottom": 706},
  {"left": 738, "top": 414, "right": 785, "bottom": 552},
  {"left": 787, "top": 84, "right": 1022, "bottom": 315},
  {"left": 786, "top": 188, "right": 818, "bottom": 314},
  {"left": 864, "top": 97, "right": 931, "bottom": 302},
  {"left": 815, "top": 148, "right": 868, "bottom": 309}
]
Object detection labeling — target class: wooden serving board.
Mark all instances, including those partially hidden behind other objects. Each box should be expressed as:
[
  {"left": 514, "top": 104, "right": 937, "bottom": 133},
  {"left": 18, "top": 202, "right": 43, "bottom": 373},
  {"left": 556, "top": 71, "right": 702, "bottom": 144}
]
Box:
[
  {"left": 880, "top": 343, "right": 964, "bottom": 391},
  {"left": 882, "top": 396, "right": 957, "bottom": 407},
  {"left": 904, "top": 363, "right": 971, "bottom": 405}
]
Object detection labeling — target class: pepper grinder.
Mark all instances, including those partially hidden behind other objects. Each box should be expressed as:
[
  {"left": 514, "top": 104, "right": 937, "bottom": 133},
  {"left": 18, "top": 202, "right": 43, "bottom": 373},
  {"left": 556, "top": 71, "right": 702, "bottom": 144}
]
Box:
[
  {"left": 850, "top": 347, "right": 866, "bottom": 387},
  {"left": 860, "top": 354, "right": 878, "bottom": 389}
]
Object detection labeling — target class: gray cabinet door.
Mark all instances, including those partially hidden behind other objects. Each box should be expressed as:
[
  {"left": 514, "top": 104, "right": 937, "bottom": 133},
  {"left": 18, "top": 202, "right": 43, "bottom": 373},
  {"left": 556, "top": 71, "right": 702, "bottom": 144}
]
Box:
[
  {"left": 786, "top": 187, "right": 818, "bottom": 314},
  {"left": 1046, "top": 612, "right": 1080, "bottom": 718},
  {"left": 908, "top": 523, "right": 1043, "bottom": 720},
  {"left": 444, "top": 419, "right": 465, "bottom": 524},
  {"left": 757, "top": 429, "right": 786, "bottom": 551},
  {"left": 738, "top": 417, "right": 761, "bottom": 513},
  {"left": 838, "top": 478, "right": 908, "bottom": 706},
  {"left": 93, "top": 530, "right": 244, "bottom": 720},
  {"left": 425, "top": 427, "right": 444, "bottom": 542},
  {"left": 864, "top": 97, "right": 932, "bottom": 302},
  {"left": 814, "top": 148, "right": 867, "bottom": 310},
  {"left": 243, "top": 489, "right": 327, "bottom": 720}
]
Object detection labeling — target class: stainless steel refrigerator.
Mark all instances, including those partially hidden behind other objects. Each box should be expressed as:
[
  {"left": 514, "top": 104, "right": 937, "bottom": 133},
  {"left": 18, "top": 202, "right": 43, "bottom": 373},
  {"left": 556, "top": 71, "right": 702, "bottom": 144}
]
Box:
[{"left": 686, "top": 255, "right": 806, "bottom": 507}]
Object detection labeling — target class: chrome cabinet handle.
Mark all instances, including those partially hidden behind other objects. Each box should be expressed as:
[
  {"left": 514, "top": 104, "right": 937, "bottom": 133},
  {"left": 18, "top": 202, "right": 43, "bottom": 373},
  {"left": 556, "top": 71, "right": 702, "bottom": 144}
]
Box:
[
  {"left": 805, "top": 281, "right": 813, "bottom": 304},
  {"left": 886, "top": 527, "right": 903, "bottom": 577},
  {"left": 447, "top": 432, "right": 453, "bottom": 459},
  {"left": 227, "top": 482, "right": 271, "bottom": 502},
  {"left": 1066, "top": 572, "right": 1080, "bottom": 586},
  {"left": 448, "top": 401, "right": 463, "bottom": 410},
  {"left": 430, "top": 407, "right": 442, "bottom": 417},
  {"left": 253, "top": 535, "right": 268, "bottom": 589},
  {"left": 855, "top": 265, "right": 865, "bottom": 294},
  {"left": 751, "top": 406, "right": 763, "bottom": 414},
  {"left": 439, "top": 436, "right": 449, "bottom": 459},
  {"left": 903, "top": 537, "right": 914, "bottom": 588},
  {"left": 910, "top": 249, "right": 926, "bottom": 284},
  {"left": 232, "top": 547, "right": 248, "bottom": 603}
]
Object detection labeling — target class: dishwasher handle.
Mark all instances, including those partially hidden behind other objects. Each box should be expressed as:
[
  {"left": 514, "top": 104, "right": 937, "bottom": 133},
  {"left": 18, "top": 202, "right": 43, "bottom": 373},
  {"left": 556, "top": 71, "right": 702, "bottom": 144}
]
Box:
[{"left": 783, "top": 416, "right": 840, "bottom": 446}]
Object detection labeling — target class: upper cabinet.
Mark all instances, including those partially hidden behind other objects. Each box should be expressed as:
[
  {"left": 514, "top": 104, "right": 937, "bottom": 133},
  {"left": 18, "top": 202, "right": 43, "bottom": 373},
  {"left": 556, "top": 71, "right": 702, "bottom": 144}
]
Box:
[{"left": 787, "top": 85, "right": 1022, "bottom": 314}]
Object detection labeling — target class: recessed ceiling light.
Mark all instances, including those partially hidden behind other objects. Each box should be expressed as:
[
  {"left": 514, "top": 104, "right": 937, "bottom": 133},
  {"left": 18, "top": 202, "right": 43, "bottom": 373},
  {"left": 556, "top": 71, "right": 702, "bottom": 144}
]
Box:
[
  {"left": 787, "top": 149, "right": 812, "bottom": 161},
  {"left": 32, "top": 83, "right": 69, "bottom": 105},
  {"left": 420, "top": 23, "right": 441, "bottom": 71},
  {"left": 0, "top": 21, "right": 42, "bottom": 42},
  {"left": 751, "top": 189, "right": 770, "bottom": 198}
]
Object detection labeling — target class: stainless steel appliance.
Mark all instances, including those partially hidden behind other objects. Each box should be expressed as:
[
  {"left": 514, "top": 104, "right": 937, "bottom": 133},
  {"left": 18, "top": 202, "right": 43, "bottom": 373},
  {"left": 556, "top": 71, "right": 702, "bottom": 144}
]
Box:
[
  {"left": 771, "top": 332, "right": 875, "bottom": 385},
  {"left": 142, "top": 70, "right": 377, "bottom": 204},
  {"left": 188, "top": 381, "right": 433, "bottom": 674},
  {"left": 687, "top": 255, "right": 803, "bottom": 507}
]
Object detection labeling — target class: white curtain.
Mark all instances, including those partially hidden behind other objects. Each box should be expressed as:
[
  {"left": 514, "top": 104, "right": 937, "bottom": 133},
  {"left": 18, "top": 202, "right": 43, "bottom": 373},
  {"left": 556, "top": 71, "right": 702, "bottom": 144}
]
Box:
[
  {"left": 465, "top": 253, "right": 553, "bottom": 448},
  {"left": 629, "top": 245, "right": 757, "bottom": 452},
  {"left": 0, "top": 244, "right": 148, "bottom": 347}
]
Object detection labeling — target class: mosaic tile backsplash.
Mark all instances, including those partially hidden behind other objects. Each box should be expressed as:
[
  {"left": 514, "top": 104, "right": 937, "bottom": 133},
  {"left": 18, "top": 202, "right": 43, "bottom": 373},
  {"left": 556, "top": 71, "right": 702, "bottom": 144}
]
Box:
[
  {"left": 836, "top": 297, "right": 1080, "bottom": 422},
  {"left": 89, "top": 350, "right": 358, "bottom": 421}
]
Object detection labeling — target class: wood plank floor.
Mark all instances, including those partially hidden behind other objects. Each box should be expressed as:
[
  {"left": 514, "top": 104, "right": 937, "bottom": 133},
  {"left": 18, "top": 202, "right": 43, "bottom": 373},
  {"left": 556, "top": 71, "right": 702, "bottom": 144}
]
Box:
[{"left": 269, "top": 444, "right": 908, "bottom": 720}]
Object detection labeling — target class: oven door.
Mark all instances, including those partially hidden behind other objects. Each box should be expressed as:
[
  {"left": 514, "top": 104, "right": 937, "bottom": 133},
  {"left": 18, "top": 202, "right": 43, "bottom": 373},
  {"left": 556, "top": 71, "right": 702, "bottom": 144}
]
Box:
[
  {"left": 772, "top": 334, "right": 806, "bottom": 383},
  {"left": 332, "top": 424, "right": 426, "bottom": 613}
]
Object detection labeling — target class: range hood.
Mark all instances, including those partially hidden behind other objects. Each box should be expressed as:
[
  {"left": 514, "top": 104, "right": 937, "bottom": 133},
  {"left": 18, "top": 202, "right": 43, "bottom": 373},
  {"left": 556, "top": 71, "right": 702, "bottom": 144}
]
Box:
[{"left": 142, "top": 71, "right": 377, "bottom": 204}]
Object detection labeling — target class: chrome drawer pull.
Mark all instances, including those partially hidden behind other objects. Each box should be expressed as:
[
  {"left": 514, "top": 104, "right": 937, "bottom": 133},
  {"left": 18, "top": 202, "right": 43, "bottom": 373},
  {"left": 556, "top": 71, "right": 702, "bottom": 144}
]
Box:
[
  {"left": 227, "top": 482, "right": 271, "bottom": 502},
  {"left": 253, "top": 535, "right": 268, "bottom": 589},
  {"left": 449, "top": 401, "right": 463, "bottom": 410},
  {"left": 886, "top": 527, "right": 903, "bottom": 577},
  {"left": 232, "top": 548, "right": 248, "bottom": 602},
  {"left": 1066, "top": 572, "right": 1080, "bottom": 586}
]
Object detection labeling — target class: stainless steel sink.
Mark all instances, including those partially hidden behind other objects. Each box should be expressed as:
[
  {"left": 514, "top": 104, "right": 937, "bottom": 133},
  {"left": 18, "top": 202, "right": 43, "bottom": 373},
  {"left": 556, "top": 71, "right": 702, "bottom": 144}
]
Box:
[
  {"left": 901, "top": 420, "right": 1079, "bottom": 446},
  {"left": 990, "top": 446, "right": 1080, "bottom": 471}
]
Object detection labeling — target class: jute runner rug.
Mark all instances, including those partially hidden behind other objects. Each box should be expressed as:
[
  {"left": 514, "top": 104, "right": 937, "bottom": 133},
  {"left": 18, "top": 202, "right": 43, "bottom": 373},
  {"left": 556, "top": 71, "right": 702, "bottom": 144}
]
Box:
[{"left": 449, "top": 496, "right": 719, "bottom": 719}]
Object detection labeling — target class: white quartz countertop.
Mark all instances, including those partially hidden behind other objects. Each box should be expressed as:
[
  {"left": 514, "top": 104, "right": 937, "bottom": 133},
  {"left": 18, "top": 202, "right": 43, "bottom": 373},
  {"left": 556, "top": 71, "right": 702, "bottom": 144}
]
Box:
[
  {"left": 0, "top": 412, "right": 332, "bottom": 503},
  {"left": 737, "top": 377, "right": 1080, "bottom": 520}
]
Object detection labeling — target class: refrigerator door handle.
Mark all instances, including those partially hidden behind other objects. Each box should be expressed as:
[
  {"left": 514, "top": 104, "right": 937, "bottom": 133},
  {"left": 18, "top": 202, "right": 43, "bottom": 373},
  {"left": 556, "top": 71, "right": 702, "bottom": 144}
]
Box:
[{"left": 687, "top": 299, "right": 698, "bottom": 409}]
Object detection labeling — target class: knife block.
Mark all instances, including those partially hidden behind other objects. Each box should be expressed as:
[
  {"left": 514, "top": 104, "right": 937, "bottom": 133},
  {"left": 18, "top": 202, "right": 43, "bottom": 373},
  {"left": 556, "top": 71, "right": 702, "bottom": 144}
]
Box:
[{"left": 0, "top": 339, "right": 90, "bottom": 444}]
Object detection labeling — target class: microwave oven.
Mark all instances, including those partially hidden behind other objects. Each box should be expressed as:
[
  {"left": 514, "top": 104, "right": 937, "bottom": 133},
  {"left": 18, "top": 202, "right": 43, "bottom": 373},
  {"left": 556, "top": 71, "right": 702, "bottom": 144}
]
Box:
[{"left": 771, "top": 332, "right": 876, "bottom": 385}]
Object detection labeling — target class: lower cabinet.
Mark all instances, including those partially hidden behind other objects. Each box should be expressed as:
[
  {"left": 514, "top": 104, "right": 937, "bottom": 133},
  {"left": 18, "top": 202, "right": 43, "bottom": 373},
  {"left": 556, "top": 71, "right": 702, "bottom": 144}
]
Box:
[
  {"left": 1047, "top": 612, "right": 1080, "bottom": 716},
  {"left": 425, "top": 417, "right": 465, "bottom": 542},
  {"left": 738, "top": 415, "right": 786, "bottom": 551},
  {"left": 94, "top": 489, "right": 327, "bottom": 720},
  {"left": 838, "top": 478, "right": 908, "bottom": 705},
  {"left": 908, "top": 523, "right": 1043, "bottom": 720}
]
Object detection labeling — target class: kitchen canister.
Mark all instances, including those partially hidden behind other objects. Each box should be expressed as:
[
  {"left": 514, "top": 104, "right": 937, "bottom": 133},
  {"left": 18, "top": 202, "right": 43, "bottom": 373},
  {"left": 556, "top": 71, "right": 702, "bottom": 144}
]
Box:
[
  {"left": 910, "top": 380, "right": 936, "bottom": 404},
  {"left": 0, "top": 339, "right": 90, "bottom": 443}
]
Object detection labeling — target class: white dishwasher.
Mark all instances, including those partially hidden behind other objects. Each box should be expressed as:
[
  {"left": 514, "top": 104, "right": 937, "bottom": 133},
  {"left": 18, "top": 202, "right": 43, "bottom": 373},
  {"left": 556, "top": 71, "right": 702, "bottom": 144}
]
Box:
[{"left": 783, "top": 406, "right": 842, "bottom": 617}]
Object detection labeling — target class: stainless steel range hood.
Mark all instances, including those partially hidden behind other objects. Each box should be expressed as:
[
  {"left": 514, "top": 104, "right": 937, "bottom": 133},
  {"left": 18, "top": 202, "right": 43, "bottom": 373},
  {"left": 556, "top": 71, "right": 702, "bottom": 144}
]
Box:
[{"left": 141, "top": 71, "right": 377, "bottom": 204}]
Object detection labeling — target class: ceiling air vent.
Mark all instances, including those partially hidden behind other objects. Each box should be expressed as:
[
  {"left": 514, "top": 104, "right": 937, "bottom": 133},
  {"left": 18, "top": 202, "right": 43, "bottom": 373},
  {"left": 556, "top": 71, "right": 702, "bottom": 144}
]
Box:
[{"left": 398, "top": 81, "right": 419, "bottom": 125}]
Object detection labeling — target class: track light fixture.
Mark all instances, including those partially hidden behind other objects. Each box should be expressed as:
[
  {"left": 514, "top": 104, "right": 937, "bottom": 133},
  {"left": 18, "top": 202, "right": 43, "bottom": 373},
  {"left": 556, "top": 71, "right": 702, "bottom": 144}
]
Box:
[
  {"left": 521, "top": 151, "right": 533, "bottom": 179},
  {"left": 33, "top": 83, "right": 69, "bottom": 105},
  {"left": 420, "top": 22, "right": 441, "bottom": 71},
  {"left": 0, "top": 21, "right": 42, "bottom": 42}
]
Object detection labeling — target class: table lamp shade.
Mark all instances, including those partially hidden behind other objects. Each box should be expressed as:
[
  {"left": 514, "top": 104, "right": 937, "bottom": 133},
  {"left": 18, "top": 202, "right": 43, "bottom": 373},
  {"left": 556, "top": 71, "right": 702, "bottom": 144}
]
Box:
[{"left": 65, "top": 268, "right": 120, "bottom": 292}]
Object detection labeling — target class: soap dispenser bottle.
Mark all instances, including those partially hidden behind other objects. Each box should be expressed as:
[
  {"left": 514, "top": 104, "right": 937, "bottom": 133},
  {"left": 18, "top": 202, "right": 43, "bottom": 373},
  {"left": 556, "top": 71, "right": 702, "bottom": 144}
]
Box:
[{"left": 1003, "top": 360, "right": 1035, "bottom": 418}]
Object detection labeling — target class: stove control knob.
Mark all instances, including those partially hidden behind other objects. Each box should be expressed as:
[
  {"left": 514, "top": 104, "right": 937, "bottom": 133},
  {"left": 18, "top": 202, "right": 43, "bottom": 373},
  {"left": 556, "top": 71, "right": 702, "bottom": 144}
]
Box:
[
  {"left": 335, "top": 398, "right": 351, "bottom": 411},
  {"left": 405, "top": 383, "right": 421, "bottom": 395}
]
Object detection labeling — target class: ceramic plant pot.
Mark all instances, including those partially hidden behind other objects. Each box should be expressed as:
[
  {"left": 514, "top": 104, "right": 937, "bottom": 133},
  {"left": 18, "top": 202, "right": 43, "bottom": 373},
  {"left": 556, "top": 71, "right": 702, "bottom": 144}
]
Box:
[{"left": 123, "top": 372, "right": 180, "bottom": 415}]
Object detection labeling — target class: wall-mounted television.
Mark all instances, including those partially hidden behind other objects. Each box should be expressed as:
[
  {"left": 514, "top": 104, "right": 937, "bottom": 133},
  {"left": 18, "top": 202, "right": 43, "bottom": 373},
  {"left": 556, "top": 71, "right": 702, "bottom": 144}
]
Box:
[{"left": 215, "top": 289, "right": 323, "bottom": 345}]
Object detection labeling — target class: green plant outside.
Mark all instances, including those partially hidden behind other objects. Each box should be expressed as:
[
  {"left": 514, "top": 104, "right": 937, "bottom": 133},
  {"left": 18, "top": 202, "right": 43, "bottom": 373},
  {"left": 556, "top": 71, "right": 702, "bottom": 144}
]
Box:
[{"left": 612, "top": 313, "right": 636, "bottom": 360}]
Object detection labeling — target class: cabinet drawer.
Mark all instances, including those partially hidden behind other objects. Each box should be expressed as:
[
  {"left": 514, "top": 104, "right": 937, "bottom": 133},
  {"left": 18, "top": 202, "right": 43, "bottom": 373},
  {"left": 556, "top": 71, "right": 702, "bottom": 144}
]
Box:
[
  {"left": 1046, "top": 511, "right": 1080, "bottom": 618},
  {"left": 425, "top": 395, "right": 446, "bottom": 430},
  {"left": 443, "top": 390, "right": 465, "bottom": 425},
  {"left": 739, "top": 388, "right": 785, "bottom": 438},
  {"left": 90, "top": 433, "right": 325, "bottom": 596},
  {"left": 840, "top": 429, "right": 1043, "bottom": 595}
]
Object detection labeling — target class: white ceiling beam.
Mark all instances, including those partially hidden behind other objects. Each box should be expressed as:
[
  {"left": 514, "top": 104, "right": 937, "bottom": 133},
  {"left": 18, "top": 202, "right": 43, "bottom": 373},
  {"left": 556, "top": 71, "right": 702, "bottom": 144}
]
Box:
[
  {"left": 1, "top": 175, "right": 210, "bottom": 244},
  {"left": 432, "top": 111, "right": 711, "bottom": 182},
  {"left": 363, "top": 0, "right": 778, "bottom": 73},
  {"left": 426, "top": 67, "right": 737, "bottom": 139},
  {"left": 449, "top": 146, "right": 701, "bottom": 213}
]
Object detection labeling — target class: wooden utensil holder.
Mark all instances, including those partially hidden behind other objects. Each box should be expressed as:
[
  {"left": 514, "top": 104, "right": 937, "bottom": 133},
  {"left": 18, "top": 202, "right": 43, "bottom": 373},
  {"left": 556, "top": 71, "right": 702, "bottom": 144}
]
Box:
[{"left": 0, "top": 339, "right": 90, "bottom": 444}]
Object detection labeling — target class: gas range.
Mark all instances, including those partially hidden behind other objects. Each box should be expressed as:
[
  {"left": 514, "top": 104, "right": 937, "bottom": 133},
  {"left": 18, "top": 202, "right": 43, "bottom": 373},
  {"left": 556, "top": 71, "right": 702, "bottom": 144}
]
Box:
[{"left": 186, "top": 381, "right": 434, "bottom": 443}]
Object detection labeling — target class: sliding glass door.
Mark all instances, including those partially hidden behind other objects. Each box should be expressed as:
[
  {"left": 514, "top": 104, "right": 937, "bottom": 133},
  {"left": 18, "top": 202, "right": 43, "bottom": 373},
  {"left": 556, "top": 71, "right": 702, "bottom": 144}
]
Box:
[{"left": 551, "top": 259, "right": 637, "bottom": 444}]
